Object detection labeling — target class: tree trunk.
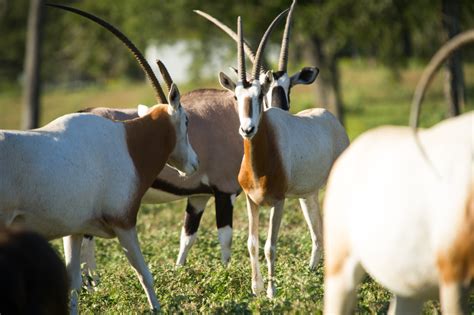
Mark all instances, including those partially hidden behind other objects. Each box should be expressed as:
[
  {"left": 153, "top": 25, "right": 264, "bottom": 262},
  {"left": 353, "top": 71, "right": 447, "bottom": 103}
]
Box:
[
  {"left": 442, "top": 0, "right": 465, "bottom": 117},
  {"left": 303, "top": 35, "right": 344, "bottom": 125},
  {"left": 22, "top": 0, "right": 44, "bottom": 130}
]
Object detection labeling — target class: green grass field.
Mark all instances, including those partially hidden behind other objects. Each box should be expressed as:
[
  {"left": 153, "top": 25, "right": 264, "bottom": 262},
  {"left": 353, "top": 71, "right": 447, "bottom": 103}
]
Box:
[{"left": 1, "top": 60, "right": 473, "bottom": 313}]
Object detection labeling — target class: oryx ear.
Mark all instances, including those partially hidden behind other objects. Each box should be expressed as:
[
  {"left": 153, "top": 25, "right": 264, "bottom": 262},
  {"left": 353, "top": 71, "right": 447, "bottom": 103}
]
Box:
[
  {"left": 219, "top": 72, "right": 236, "bottom": 92},
  {"left": 168, "top": 83, "right": 181, "bottom": 111},
  {"left": 137, "top": 104, "right": 150, "bottom": 117},
  {"left": 290, "top": 67, "right": 319, "bottom": 87}
]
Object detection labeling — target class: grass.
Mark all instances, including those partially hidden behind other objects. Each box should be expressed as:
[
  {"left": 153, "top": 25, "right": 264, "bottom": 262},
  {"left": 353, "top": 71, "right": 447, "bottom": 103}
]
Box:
[{"left": 1, "top": 59, "right": 473, "bottom": 313}]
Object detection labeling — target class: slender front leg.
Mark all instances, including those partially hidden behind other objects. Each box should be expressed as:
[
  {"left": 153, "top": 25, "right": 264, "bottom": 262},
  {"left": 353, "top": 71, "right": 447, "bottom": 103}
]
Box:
[
  {"left": 63, "top": 235, "right": 83, "bottom": 315},
  {"left": 265, "top": 200, "right": 284, "bottom": 298},
  {"left": 176, "top": 195, "right": 210, "bottom": 266},
  {"left": 215, "top": 191, "right": 236, "bottom": 266},
  {"left": 246, "top": 194, "right": 263, "bottom": 295},
  {"left": 114, "top": 227, "right": 160, "bottom": 311},
  {"left": 438, "top": 281, "right": 470, "bottom": 315},
  {"left": 299, "top": 193, "right": 323, "bottom": 269},
  {"left": 80, "top": 235, "right": 100, "bottom": 291},
  {"left": 324, "top": 253, "right": 365, "bottom": 315}
]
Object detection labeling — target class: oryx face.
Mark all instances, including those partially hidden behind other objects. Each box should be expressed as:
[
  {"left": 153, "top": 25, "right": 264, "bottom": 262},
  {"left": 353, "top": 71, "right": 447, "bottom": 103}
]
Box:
[
  {"left": 165, "top": 84, "right": 199, "bottom": 177},
  {"left": 262, "top": 71, "right": 291, "bottom": 111},
  {"left": 235, "top": 80, "right": 264, "bottom": 139}
]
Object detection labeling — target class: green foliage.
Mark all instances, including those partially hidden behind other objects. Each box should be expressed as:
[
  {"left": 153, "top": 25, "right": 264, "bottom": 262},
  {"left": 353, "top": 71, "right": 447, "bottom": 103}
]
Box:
[{"left": 3, "top": 0, "right": 474, "bottom": 89}]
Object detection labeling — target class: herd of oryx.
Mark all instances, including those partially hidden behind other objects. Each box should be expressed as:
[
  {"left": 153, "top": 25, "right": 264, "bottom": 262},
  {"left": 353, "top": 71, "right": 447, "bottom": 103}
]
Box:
[{"left": 0, "top": 0, "right": 472, "bottom": 313}]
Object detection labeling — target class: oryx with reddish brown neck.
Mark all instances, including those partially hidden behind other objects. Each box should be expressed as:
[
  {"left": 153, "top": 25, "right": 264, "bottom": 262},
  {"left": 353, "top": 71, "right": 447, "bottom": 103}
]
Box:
[
  {"left": 3, "top": 4, "right": 200, "bottom": 313},
  {"left": 323, "top": 30, "right": 474, "bottom": 315},
  {"left": 53, "top": 3, "right": 293, "bottom": 280},
  {"left": 219, "top": 16, "right": 349, "bottom": 298},
  {"left": 195, "top": 0, "right": 318, "bottom": 112}
]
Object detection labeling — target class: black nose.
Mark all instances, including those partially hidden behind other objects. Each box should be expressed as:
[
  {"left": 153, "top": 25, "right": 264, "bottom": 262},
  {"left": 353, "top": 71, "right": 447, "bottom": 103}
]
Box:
[{"left": 241, "top": 126, "right": 255, "bottom": 135}]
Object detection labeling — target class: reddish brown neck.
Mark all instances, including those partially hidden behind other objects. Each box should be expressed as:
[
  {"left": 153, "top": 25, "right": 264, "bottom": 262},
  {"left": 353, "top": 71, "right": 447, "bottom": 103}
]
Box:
[
  {"left": 238, "top": 114, "right": 287, "bottom": 203},
  {"left": 125, "top": 106, "right": 176, "bottom": 196}
]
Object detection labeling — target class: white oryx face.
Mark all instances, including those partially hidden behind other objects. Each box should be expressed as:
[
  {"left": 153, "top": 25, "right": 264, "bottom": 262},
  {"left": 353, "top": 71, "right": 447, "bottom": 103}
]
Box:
[
  {"left": 235, "top": 80, "right": 264, "bottom": 139},
  {"left": 138, "top": 83, "right": 199, "bottom": 177}
]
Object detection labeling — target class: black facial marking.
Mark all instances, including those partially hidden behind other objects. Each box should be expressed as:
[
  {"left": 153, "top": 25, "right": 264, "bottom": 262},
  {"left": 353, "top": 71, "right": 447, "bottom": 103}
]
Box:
[
  {"left": 151, "top": 179, "right": 213, "bottom": 196},
  {"left": 243, "top": 96, "right": 253, "bottom": 119},
  {"left": 272, "top": 86, "right": 289, "bottom": 111},
  {"left": 214, "top": 190, "right": 233, "bottom": 229},
  {"left": 274, "top": 71, "right": 286, "bottom": 80},
  {"left": 184, "top": 201, "right": 205, "bottom": 235}
]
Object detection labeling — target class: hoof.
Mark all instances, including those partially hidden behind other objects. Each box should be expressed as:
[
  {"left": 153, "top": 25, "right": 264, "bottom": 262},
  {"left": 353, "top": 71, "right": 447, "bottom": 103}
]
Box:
[
  {"left": 252, "top": 280, "right": 264, "bottom": 296},
  {"left": 266, "top": 284, "right": 277, "bottom": 299}
]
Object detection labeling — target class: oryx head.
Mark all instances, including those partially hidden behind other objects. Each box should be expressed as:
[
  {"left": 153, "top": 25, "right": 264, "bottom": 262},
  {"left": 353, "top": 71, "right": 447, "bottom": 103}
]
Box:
[
  {"left": 219, "top": 11, "right": 288, "bottom": 139},
  {"left": 195, "top": 0, "right": 318, "bottom": 112},
  {"left": 49, "top": 4, "right": 198, "bottom": 176}
]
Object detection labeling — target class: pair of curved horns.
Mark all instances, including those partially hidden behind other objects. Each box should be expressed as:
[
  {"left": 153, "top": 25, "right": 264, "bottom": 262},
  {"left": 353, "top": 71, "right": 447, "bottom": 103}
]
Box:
[
  {"left": 195, "top": 0, "right": 296, "bottom": 74},
  {"left": 237, "top": 8, "right": 289, "bottom": 82},
  {"left": 47, "top": 3, "right": 174, "bottom": 104},
  {"left": 410, "top": 29, "right": 474, "bottom": 129}
]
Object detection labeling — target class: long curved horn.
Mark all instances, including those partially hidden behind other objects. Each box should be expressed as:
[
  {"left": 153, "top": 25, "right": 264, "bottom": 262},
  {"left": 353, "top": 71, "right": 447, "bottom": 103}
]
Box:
[
  {"left": 251, "top": 8, "right": 289, "bottom": 80},
  {"left": 194, "top": 10, "right": 256, "bottom": 64},
  {"left": 278, "top": 0, "right": 296, "bottom": 72},
  {"left": 157, "top": 60, "right": 173, "bottom": 91},
  {"left": 47, "top": 3, "right": 168, "bottom": 104},
  {"left": 237, "top": 16, "right": 246, "bottom": 83},
  {"left": 410, "top": 29, "right": 474, "bottom": 129}
]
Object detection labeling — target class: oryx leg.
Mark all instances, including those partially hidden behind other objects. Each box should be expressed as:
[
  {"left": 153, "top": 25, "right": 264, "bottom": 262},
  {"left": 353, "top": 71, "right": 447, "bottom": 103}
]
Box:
[
  {"left": 215, "top": 191, "right": 236, "bottom": 266},
  {"left": 265, "top": 200, "right": 284, "bottom": 299},
  {"left": 63, "top": 234, "right": 83, "bottom": 315},
  {"left": 246, "top": 194, "right": 264, "bottom": 295},
  {"left": 324, "top": 226, "right": 365, "bottom": 315},
  {"left": 114, "top": 227, "right": 160, "bottom": 311},
  {"left": 176, "top": 195, "right": 210, "bottom": 266},
  {"left": 439, "top": 281, "right": 470, "bottom": 315},
  {"left": 80, "top": 235, "right": 100, "bottom": 291},
  {"left": 299, "top": 193, "right": 323, "bottom": 270}
]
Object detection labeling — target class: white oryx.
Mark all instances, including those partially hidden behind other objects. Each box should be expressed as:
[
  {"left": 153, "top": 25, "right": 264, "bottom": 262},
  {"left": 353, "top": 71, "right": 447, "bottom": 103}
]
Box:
[
  {"left": 1, "top": 4, "right": 198, "bottom": 313},
  {"left": 323, "top": 30, "right": 474, "bottom": 314},
  {"left": 218, "top": 15, "right": 349, "bottom": 298},
  {"left": 53, "top": 2, "right": 310, "bottom": 278}
]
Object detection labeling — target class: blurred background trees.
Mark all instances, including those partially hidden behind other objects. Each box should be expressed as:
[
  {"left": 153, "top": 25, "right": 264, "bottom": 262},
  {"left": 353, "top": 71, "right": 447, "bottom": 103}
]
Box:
[{"left": 1, "top": 0, "right": 473, "bottom": 125}]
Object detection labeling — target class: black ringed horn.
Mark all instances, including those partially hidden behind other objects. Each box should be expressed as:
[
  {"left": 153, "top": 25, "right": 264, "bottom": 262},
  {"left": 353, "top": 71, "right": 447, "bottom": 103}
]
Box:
[
  {"left": 157, "top": 60, "right": 173, "bottom": 91},
  {"left": 237, "top": 16, "right": 246, "bottom": 83},
  {"left": 252, "top": 8, "right": 290, "bottom": 80},
  {"left": 47, "top": 3, "right": 168, "bottom": 104},
  {"left": 194, "top": 10, "right": 257, "bottom": 65},
  {"left": 278, "top": 0, "right": 297, "bottom": 72},
  {"left": 410, "top": 29, "right": 474, "bottom": 129}
]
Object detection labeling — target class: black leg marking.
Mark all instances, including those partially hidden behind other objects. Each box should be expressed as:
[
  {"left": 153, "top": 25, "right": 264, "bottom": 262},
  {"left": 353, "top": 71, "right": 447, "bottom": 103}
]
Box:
[
  {"left": 84, "top": 234, "right": 94, "bottom": 240},
  {"left": 184, "top": 201, "right": 204, "bottom": 235},
  {"left": 214, "top": 190, "right": 233, "bottom": 229},
  {"left": 151, "top": 178, "right": 213, "bottom": 196}
]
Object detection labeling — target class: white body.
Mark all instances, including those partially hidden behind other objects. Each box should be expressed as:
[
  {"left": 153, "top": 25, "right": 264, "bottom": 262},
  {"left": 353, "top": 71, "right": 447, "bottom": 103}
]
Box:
[
  {"left": 324, "top": 112, "right": 473, "bottom": 314},
  {"left": 267, "top": 107, "right": 348, "bottom": 197},
  {"left": 0, "top": 93, "right": 196, "bottom": 313},
  {"left": 0, "top": 114, "right": 137, "bottom": 239}
]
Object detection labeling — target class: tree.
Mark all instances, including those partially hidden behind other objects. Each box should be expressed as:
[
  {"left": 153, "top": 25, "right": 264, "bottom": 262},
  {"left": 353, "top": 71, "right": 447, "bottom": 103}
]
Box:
[
  {"left": 442, "top": 0, "right": 465, "bottom": 116},
  {"left": 22, "top": 0, "right": 44, "bottom": 129}
]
